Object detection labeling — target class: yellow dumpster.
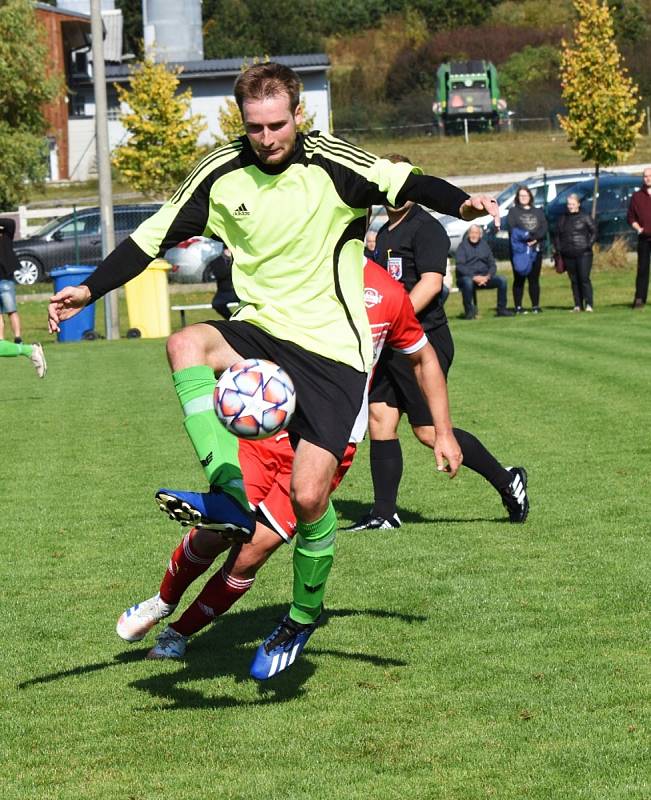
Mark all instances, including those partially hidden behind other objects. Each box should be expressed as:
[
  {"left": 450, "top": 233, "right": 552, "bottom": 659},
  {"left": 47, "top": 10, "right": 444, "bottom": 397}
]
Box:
[{"left": 124, "top": 258, "right": 171, "bottom": 338}]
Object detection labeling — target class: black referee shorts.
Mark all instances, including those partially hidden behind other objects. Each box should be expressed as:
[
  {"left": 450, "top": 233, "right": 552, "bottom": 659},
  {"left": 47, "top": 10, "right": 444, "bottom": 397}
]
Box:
[
  {"left": 369, "top": 324, "right": 455, "bottom": 427},
  {"left": 205, "top": 319, "right": 367, "bottom": 461}
]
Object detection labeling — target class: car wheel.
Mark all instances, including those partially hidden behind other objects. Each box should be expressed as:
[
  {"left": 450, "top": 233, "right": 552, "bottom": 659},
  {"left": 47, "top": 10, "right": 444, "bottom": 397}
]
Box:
[
  {"left": 14, "top": 256, "right": 44, "bottom": 286},
  {"left": 202, "top": 262, "right": 217, "bottom": 282}
]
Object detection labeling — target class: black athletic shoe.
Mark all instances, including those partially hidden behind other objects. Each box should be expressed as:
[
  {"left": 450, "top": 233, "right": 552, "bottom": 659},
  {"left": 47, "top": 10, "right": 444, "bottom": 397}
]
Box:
[
  {"left": 531, "top": 306, "right": 543, "bottom": 314},
  {"left": 500, "top": 467, "right": 529, "bottom": 523},
  {"left": 342, "top": 512, "right": 401, "bottom": 531},
  {"left": 496, "top": 307, "right": 515, "bottom": 317}
]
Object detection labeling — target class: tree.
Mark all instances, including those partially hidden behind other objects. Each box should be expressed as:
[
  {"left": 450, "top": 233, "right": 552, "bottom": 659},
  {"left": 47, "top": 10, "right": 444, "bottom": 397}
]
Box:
[
  {"left": 559, "top": 0, "right": 644, "bottom": 216},
  {"left": 0, "top": 0, "right": 60, "bottom": 209},
  {"left": 112, "top": 59, "right": 206, "bottom": 198},
  {"left": 499, "top": 44, "right": 561, "bottom": 109}
]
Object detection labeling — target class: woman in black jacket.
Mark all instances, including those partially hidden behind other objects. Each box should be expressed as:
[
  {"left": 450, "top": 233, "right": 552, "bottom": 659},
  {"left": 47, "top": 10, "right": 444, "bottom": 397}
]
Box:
[
  {"left": 506, "top": 186, "right": 548, "bottom": 313},
  {"left": 554, "top": 193, "right": 596, "bottom": 312}
]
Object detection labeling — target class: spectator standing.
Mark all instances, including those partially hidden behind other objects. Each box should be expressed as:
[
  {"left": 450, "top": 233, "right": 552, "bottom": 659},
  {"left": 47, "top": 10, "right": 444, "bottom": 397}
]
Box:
[
  {"left": 627, "top": 166, "right": 651, "bottom": 309},
  {"left": 554, "top": 193, "right": 596, "bottom": 312},
  {"left": 455, "top": 224, "right": 514, "bottom": 318},
  {"left": 506, "top": 186, "right": 548, "bottom": 314}
]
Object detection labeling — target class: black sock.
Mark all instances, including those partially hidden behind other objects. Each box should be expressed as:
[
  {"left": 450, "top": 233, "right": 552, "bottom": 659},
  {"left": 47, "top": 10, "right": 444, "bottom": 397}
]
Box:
[
  {"left": 370, "top": 439, "right": 403, "bottom": 519},
  {"left": 453, "top": 428, "right": 511, "bottom": 491}
]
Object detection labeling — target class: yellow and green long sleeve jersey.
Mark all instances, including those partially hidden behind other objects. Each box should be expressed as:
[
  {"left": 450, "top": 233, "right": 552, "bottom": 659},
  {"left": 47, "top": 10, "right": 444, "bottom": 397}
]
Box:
[{"left": 130, "top": 131, "right": 417, "bottom": 372}]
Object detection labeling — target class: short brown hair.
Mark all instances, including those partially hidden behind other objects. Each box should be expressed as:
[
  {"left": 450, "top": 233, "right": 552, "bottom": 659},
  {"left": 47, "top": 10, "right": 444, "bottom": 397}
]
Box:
[
  {"left": 382, "top": 153, "right": 412, "bottom": 165},
  {"left": 234, "top": 62, "right": 301, "bottom": 113}
]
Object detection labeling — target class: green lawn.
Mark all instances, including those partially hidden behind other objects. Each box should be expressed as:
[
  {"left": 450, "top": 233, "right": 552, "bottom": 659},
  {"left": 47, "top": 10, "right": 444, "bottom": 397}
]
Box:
[
  {"left": 2, "top": 268, "right": 649, "bottom": 799},
  {"left": 351, "top": 132, "right": 651, "bottom": 181}
]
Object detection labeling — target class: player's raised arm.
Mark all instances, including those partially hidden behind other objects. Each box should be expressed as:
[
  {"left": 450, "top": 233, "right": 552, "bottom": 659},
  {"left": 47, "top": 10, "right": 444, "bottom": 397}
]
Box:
[{"left": 395, "top": 172, "right": 500, "bottom": 228}]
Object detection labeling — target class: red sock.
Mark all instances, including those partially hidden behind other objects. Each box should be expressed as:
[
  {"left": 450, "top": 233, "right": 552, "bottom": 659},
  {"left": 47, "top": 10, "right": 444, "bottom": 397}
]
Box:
[
  {"left": 159, "top": 529, "right": 215, "bottom": 605},
  {"left": 171, "top": 567, "right": 255, "bottom": 636}
]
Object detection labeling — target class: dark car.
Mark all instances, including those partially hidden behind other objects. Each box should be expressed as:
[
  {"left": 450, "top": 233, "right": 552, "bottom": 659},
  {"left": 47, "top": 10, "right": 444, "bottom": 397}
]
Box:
[
  {"left": 545, "top": 174, "right": 641, "bottom": 247},
  {"left": 484, "top": 174, "right": 641, "bottom": 259},
  {"left": 13, "top": 203, "right": 161, "bottom": 285}
]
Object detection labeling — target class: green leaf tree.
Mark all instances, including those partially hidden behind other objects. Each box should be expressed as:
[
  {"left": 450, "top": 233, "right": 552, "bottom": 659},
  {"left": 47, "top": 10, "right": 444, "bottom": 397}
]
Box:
[
  {"left": 112, "top": 59, "right": 206, "bottom": 198},
  {"left": 0, "top": 0, "right": 61, "bottom": 209},
  {"left": 559, "top": 0, "right": 644, "bottom": 216}
]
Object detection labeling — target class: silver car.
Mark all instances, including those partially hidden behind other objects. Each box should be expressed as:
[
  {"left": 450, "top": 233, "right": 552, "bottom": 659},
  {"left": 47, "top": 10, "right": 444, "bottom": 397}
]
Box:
[
  {"left": 164, "top": 236, "right": 227, "bottom": 283},
  {"left": 438, "top": 170, "right": 612, "bottom": 254}
]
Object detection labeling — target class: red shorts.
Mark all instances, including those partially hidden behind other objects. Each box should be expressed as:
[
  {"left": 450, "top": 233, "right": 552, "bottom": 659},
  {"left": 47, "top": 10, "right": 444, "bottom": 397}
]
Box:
[{"left": 239, "top": 434, "right": 357, "bottom": 543}]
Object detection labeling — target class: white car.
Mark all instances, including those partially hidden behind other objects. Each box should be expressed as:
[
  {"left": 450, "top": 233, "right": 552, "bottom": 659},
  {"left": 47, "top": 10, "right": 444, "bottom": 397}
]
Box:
[
  {"left": 164, "top": 236, "right": 227, "bottom": 283},
  {"left": 437, "top": 170, "right": 612, "bottom": 254}
]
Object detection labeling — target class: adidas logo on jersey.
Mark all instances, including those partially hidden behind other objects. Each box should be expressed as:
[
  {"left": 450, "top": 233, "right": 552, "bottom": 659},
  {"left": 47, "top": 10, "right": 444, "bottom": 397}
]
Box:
[{"left": 233, "top": 203, "right": 250, "bottom": 216}]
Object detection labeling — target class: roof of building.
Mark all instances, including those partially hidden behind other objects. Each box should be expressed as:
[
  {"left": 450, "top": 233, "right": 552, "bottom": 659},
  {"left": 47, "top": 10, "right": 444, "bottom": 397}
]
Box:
[
  {"left": 35, "top": 2, "right": 91, "bottom": 22},
  {"left": 101, "top": 53, "right": 330, "bottom": 83}
]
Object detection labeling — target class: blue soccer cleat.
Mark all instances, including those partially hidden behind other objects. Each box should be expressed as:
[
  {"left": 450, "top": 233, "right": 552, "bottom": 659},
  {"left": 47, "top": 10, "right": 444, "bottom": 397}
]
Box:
[
  {"left": 250, "top": 614, "right": 320, "bottom": 680},
  {"left": 155, "top": 486, "right": 255, "bottom": 543}
]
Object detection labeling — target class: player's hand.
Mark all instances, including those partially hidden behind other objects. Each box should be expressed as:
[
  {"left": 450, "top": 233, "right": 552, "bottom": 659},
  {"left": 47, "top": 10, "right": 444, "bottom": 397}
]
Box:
[
  {"left": 459, "top": 195, "right": 500, "bottom": 228},
  {"left": 434, "top": 429, "right": 462, "bottom": 478},
  {"left": 48, "top": 285, "right": 91, "bottom": 333}
]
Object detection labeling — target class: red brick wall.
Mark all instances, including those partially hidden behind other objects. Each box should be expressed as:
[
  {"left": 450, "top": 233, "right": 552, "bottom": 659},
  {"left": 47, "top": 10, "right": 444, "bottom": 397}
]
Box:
[{"left": 35, "top": 8, "right": 88, "bottom": 180}]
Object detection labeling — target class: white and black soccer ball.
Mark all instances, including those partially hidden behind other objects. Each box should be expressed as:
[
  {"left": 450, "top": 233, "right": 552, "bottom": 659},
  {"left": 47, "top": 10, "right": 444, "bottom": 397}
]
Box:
[{"left": 214, "top": 358, "right": 296, "bottom": 440}]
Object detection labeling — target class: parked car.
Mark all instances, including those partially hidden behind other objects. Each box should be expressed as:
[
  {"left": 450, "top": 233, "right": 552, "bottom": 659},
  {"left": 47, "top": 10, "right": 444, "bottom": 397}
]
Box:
[
  {"left": 483, "top": 173, "right": 641, "bottom": 259},
  {"left": 545, "top": 174, "right": 641, "bottom": 247},
  {"left": 439, "top": 170, "right": 613, "bottom": 254},
  {"left": 13, "top": 203, "right": 161, "bottom": 285},
  {"left": 163, "top": 236, "right": 229, "bottom": 283}
]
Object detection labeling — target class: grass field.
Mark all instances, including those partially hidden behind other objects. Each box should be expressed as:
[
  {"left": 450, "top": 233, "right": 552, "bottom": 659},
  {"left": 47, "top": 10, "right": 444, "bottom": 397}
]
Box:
[
  {"left": 2, "top": 268, "right": 650, "bottom": 799},
  {"left": 346, "top": 132, "right": 651, "bottom": 181}
]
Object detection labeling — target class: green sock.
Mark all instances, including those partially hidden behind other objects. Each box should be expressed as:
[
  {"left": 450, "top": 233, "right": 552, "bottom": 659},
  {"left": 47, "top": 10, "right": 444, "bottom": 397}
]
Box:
[
  {"left": 290, "top": 502, "right": 337, "bottom": 625},
  {"left": 173, "top": 365, "right": 247, "bottom": 508},
  {"left": 0, "top": 340, "right": 32, "bottom": 357}
]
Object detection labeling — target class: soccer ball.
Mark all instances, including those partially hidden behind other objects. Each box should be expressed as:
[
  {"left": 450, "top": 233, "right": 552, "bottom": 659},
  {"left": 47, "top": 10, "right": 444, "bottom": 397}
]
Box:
[{"left": 215, "top": 358, "right": 296, "bottom": 440}]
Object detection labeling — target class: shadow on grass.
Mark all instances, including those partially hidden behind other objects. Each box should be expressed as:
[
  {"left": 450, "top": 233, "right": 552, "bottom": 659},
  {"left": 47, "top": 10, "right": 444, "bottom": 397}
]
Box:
[
  {"left": 337, "top": 498, "right": 508, "bottom": 527},
  {"left": 18, "top": 605, "right": 422, "bottom": 708}
]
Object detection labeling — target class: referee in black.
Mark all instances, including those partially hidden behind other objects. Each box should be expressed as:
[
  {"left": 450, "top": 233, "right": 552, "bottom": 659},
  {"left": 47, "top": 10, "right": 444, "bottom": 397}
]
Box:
[{"left": 346, "top": 154, "right": 529, "bottom": 530}]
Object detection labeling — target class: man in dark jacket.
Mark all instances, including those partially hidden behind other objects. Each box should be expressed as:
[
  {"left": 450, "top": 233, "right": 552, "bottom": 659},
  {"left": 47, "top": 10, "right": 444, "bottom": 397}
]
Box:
[
  {"left": 627, "top": 167, "right": 651, "bottom": 309},
  {"left": 455, "top": 224, "right": 513, "bottom": 318}
]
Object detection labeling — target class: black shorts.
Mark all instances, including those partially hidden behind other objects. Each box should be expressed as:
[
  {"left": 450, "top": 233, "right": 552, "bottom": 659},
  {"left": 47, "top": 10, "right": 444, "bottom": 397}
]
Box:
[
  {"left": 369, "top": 324, "right": 455, "bottom": 427},
  {"left": 205, "top": 320, "right": 366, "bottom": 460}
]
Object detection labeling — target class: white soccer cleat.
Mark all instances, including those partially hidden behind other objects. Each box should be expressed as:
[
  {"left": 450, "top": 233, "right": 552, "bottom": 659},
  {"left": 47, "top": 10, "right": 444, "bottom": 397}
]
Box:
[
  {"left": 116, "top": 593, "right": 176, "bottom": 643},
  {"left": 147, "top": 626, "right": 188, "bottom": 659},
  {"left": 30, "top": 343, "right": 47, "bottom": 378}
]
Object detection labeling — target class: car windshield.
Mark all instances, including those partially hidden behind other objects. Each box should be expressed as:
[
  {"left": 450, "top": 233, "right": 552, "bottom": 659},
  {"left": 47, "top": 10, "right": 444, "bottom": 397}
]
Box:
[
  {"left": 554, "top": 182, "right": 593, "bottom": 206},
  {"left": 34, "top": 216, "right": 70, "bottom": 237}
]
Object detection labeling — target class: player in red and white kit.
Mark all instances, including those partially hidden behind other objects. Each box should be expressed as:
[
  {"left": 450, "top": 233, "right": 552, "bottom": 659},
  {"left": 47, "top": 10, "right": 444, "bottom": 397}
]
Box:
[{"left": 116, "top": 261, "right": 461, "bottom": 672}]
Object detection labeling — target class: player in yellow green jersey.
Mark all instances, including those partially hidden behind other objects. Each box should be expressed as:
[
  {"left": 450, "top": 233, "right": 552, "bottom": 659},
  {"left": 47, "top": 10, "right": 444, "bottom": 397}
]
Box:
[{"left": 48, "top": 62, "right": 499, "bottom": 679}]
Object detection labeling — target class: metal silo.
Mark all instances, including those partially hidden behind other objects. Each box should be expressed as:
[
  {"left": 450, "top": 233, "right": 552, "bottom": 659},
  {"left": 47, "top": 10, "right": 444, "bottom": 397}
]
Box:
[{"left": 143, "top": 0, "right": 204, "bottom": 64}]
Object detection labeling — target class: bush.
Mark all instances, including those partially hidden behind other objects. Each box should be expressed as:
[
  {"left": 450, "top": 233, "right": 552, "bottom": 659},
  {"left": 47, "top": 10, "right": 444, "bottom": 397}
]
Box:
[{"left": 592, "top": 237, "right": 634, "bottom": 271}]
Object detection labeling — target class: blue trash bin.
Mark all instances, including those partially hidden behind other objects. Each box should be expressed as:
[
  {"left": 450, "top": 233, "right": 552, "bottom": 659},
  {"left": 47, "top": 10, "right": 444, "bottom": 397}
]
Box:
[{"left": 50, "top": 266, "right": 97, "bottom": 343}]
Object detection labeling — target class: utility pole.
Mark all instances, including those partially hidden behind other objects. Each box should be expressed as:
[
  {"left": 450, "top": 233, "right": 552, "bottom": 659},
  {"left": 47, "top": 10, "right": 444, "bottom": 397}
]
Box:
[{"left": 90, "top": 0, "right": 119, "bottom": 339}]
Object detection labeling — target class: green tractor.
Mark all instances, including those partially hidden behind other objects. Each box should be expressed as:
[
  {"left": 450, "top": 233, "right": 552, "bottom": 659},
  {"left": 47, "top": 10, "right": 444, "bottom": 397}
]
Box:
[{"left": 433, "top": 60, "right": 508, "bottom": 135}]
